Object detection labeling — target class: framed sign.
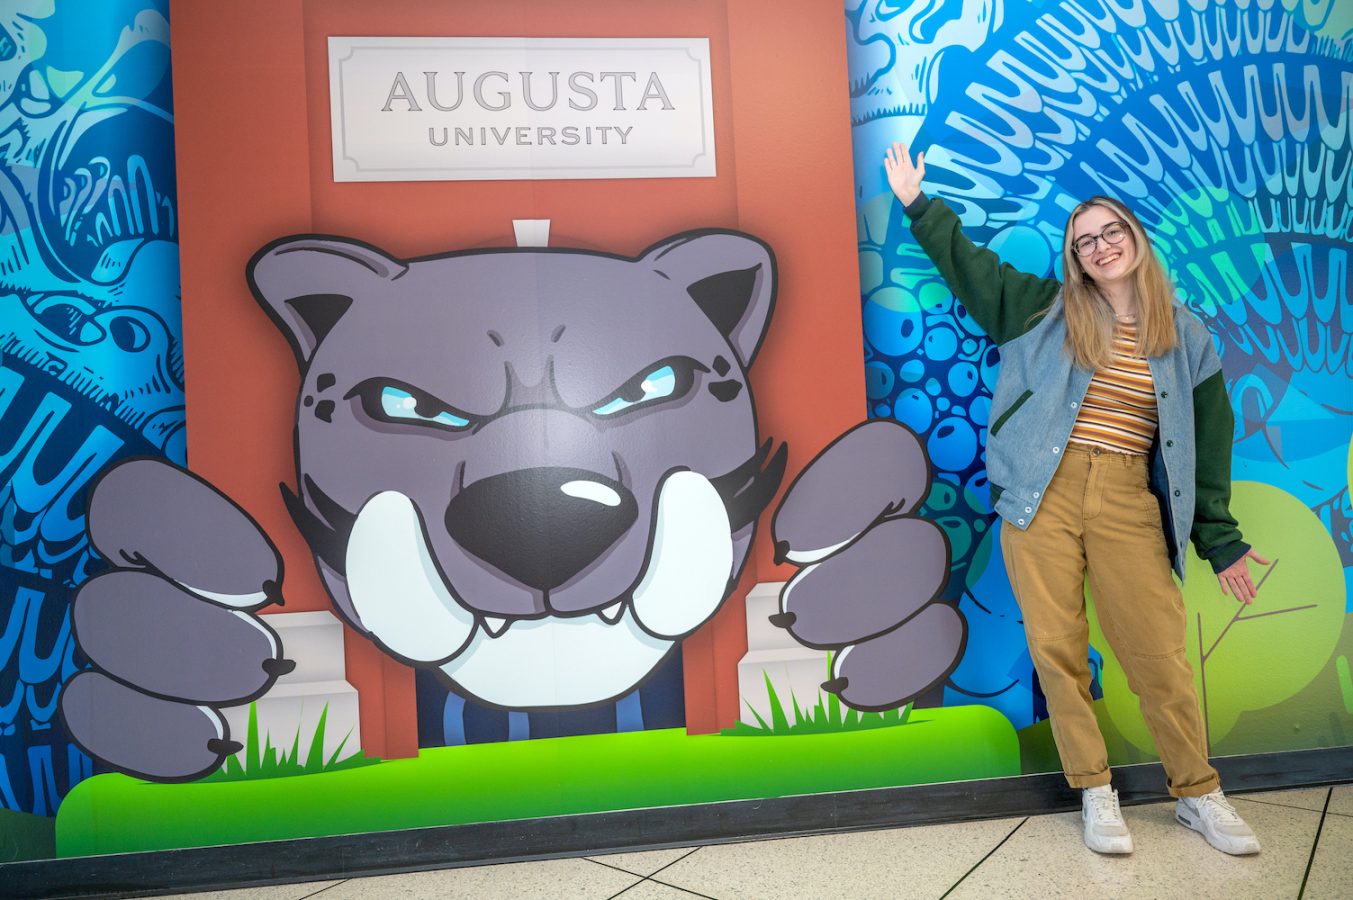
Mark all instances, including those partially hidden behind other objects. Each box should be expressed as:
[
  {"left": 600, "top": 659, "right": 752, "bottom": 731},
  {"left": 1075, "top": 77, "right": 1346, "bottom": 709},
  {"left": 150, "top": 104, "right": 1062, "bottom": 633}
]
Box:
[{"left": 328, "top": 36, "right": 717, "bottom": 182}]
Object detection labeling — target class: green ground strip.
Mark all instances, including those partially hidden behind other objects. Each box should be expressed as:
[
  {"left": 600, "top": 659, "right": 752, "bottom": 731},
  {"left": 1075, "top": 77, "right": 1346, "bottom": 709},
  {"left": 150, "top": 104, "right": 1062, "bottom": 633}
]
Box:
[
  {"left": 55, "top": 706, "right": 1019, "bottom": 857},
  {"left": 0, "top": 808, "right": 57, "bottom": 862}
]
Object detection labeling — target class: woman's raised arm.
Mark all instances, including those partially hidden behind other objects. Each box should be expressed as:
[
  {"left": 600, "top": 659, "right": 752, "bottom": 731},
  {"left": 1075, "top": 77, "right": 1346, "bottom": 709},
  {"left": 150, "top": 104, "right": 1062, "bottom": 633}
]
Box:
[{"left": 885, "top": 142, "right": 1059, "bottom": 345}]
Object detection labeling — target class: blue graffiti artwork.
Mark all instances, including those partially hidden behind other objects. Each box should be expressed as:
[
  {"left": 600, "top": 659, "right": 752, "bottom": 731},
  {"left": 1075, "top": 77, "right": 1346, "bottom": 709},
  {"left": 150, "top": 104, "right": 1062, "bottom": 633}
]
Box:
[
  {"left": 0, "top": 1, "right": 181, "bottom": 815},
  {"left": 847, "top": 0, "right": 1352, "bottom": 728}
]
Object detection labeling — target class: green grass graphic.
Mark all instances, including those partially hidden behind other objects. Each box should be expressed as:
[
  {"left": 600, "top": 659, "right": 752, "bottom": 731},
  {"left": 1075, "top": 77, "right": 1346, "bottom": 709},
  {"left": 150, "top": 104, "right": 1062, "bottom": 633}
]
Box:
[
  {"left": 723, "top": 673, "right": 912, "bottom": 736},
  {"left": 56, "top": 708, "right": 1019, "bottom": 857},
  {"left": 202, "top": 703, "right": 379, "bottom": 783}
]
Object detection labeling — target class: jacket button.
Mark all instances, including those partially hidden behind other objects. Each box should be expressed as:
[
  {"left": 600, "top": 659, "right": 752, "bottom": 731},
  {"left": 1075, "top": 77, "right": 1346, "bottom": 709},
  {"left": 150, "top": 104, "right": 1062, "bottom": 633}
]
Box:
[
  {"left": 1166, "top": 440, "right": 1174, "bottom": 447},
  {"left": 1025, "top": 506, "right": 1032, "bottom": 513},
  {"left": 1160, "top": 391, "right": 1169, "bottom": 398},
  {"left": 1053, "top": 447, "right": 1060, "bottom": 453},
  {"left": 1071, "top": 401, "right": 1078, "bottom": 408},
  {"left": 1018, "top": 518, "right": 1026, "bottom": 525},
  {"left": 1174, "top": 489, "right": 1181, "bottom": 497},
  {"left": 1033, "top": 491, "right": 1040, "bottom": 498}
]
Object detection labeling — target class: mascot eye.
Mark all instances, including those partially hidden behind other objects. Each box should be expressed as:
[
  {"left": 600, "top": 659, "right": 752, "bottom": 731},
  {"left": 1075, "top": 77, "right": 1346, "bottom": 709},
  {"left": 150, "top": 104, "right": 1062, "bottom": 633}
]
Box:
[
  {"left": 353, "top": 381, "right": 473, "bottom": 431},
  {"left": 592, "top": 363, "right": 691, "bottom": 418}
]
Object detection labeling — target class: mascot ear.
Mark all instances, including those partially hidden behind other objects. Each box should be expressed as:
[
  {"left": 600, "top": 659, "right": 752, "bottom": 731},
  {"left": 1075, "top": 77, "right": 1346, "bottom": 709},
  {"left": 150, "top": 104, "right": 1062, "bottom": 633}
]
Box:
[
  {"left": 247, "top": 235, "right": 407, "bottom": 366},
  {"left": 641, "top": 231, "right": 776, "bottom": 368}
]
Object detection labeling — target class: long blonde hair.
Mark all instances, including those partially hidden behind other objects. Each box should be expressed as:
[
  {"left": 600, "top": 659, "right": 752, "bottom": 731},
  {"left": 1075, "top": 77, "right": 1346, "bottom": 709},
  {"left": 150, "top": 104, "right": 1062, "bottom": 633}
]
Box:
[{"left": 1060, "top": 196, "right": 1177, "bottom": 369}]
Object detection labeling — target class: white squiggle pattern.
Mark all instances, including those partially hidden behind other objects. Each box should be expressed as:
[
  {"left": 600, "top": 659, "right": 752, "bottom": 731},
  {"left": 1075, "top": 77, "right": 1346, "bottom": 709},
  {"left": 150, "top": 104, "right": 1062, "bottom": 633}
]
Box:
[{"left": 850, "top": 0, "right": 1353, "bottom": 728}]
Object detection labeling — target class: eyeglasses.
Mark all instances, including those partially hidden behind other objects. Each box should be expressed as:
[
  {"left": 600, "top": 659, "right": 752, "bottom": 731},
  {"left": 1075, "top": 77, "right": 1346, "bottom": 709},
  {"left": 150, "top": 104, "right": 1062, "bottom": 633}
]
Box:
[{"left": 1072, "top": 221, "right": 1130, "bottom": 257}]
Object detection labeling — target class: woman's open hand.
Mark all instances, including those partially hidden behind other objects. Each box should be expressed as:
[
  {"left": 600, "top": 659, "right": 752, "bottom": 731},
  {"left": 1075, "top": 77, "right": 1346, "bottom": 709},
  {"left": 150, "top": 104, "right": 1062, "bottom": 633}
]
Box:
[
  {"left": 884, "top": 141, "right": 926, "bottom": 207},
  {"left": 1217, "top": 548, "right": 1271, "bottom": 605}
]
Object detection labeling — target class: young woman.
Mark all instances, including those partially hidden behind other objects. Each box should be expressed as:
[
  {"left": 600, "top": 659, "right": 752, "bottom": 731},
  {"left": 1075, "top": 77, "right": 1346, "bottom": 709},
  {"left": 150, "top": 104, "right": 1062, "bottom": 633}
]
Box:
[{"left": 884, "top": 142, "right": 1268, "bottom": 856}]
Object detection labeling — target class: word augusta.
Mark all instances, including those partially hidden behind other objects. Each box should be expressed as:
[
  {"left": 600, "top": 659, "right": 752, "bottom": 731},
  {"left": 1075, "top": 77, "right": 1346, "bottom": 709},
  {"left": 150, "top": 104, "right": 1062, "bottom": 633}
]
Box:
[{"left": 383, "top": 70, "right": 675, "bottom": 113}]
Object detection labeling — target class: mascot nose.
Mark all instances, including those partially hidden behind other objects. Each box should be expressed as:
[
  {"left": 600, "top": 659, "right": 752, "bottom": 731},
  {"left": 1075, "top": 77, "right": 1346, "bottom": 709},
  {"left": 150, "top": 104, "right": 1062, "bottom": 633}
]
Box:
[{"left": 446, "top": 467, "right": 638, "bottom": 592}]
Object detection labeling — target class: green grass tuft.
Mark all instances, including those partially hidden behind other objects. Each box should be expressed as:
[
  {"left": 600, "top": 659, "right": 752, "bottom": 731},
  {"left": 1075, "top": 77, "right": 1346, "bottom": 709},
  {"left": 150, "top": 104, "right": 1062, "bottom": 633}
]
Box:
[
  {"left": 722, "top": 671, "right": 913, "bottom": 736},
  {"left": 201, "top": 703, "right": 380, "bottom": 783}
]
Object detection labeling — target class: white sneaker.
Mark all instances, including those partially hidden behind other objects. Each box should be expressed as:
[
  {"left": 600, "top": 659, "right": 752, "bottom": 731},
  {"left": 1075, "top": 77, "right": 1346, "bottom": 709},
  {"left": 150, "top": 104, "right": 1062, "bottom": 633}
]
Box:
[
  {"left": 1082, "top": 785, "right": 1134, "bottom": 854},
  {"left": 1176, "top": 790, "right": 1261, "bottom": 855}
]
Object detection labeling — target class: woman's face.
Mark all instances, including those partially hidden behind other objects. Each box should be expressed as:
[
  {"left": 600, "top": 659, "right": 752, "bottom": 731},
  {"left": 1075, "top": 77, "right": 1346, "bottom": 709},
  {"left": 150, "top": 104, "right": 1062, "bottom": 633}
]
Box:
[{"left": 1070, "top": 205, "right": 1137, "bottom": 286}]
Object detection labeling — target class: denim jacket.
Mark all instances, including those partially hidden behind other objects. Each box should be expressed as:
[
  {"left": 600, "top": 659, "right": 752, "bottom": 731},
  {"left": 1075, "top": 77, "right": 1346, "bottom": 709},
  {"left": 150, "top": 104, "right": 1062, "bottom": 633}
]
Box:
[{"left": 905, "top": 195, "right": 1248, "bottom": 580}]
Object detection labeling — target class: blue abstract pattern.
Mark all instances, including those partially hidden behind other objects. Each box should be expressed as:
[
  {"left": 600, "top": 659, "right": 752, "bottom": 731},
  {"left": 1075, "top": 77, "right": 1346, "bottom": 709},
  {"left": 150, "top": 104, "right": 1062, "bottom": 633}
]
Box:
[
  {"left": 0, "top": 1, "right": 181, "bottom": 815},
  {"left": 847, "top": 0, "right": 1352, "bottom": 728}
]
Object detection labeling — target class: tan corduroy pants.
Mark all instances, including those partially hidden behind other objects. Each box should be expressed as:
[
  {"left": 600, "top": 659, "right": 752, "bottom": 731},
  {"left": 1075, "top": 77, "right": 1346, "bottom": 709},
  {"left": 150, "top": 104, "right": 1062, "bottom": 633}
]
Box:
[{"left": 1000, "top": 443, "right": 1220, "bottom": 798}]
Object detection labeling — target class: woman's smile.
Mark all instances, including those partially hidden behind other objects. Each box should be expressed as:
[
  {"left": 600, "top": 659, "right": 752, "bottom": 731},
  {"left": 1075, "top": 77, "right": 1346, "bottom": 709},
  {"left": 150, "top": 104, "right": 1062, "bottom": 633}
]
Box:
[{"left": 1073, "top": 206, "right": 1136, "bottom": 285}]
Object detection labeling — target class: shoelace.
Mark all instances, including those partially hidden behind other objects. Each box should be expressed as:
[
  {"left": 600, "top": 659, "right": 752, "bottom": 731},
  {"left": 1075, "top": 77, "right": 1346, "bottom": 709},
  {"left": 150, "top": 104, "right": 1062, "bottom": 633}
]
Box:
[
  {"left": 1087, "top": 790, "right": 1124, "bottom": 825},
  {"left": 1194, "top": 792, "right": 1244, "bottom": 824}
]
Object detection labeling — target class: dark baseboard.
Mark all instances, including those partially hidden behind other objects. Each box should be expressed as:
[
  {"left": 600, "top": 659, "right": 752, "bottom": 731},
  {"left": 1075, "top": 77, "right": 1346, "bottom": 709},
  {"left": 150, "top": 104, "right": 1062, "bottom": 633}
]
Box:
[{"left": 6, "top": 745, "right": 1350, "bottom": 899}]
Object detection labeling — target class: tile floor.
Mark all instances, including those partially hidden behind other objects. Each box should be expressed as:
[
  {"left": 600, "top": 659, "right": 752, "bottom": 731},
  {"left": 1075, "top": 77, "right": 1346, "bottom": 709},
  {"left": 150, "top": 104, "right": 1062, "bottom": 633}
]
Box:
[{"left": 167, "top": 784, "right": 1351, "bottom": 900}]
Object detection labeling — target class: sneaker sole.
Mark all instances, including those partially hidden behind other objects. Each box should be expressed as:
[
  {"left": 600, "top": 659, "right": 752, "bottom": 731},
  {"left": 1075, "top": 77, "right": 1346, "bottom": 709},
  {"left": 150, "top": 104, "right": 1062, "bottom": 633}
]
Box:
[
  {"left": 1085, "top": 836, "right": 1134, "bottom": 855},
  {"left": 1083, "top": 819, "right": 1133, "bottom": 854},
  {"left": 1175, "top": 807, "right": 1261, "bottom": 856}
]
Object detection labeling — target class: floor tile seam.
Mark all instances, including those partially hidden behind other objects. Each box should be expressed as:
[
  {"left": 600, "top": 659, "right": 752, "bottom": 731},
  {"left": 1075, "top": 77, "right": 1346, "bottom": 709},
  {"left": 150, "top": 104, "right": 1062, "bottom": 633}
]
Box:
[
  {"left": 588, "top": 856, "right": 657, "bottom": 878},
  {"left": 297, "top": 879, "right": 349, "bottom": 899},
  {"left": 605, "top": 880, "right": 640, "bottom": 900},
  {"left": 1297, "top": 788, "right": 1332, "bottom": 900},
  {"left": 629, "top": 849, "right": 718, "bottom": 900},
  {"left": 938, "top": 816, "right": 1029, "bottom": 900},
  {"left": 1233, "top": 796, "right": 1331, "bottom": 816},
  {"left": 598, "top": 868, "right": 650, "bottom": 900},
  {"left": 643, "top": 873, "right": 721, "bottom": 899},
  {"left": 587, "top": 846, "right": 703, "bottom": 880},
  {"left": 649, "top": 846, "right": 703, "bottom": 878}
]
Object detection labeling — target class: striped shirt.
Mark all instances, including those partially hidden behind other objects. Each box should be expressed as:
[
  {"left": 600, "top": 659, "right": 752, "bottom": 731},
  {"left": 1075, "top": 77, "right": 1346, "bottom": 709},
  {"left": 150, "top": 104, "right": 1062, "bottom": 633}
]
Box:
[{"left": 1068, "top": 322, "right": 1158, "bottom": 454}]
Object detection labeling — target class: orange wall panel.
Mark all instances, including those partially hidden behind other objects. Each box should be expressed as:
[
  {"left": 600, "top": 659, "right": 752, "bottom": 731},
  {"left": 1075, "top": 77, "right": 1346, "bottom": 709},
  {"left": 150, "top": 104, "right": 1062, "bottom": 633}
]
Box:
[{"left": 170, "top": 0, "right": 862, "bottom": 748}]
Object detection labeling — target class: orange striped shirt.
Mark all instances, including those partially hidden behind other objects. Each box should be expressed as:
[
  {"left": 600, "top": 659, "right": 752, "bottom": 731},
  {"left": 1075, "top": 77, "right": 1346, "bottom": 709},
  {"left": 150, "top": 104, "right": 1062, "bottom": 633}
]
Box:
[{"left": 1068, "top": 322, "right": 1158, "bottom": 454}]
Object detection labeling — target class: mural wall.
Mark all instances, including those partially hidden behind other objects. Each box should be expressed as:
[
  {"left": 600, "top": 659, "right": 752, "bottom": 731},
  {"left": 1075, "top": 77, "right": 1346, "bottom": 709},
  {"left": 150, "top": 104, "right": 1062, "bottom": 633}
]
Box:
[
  {"left": 848, "top": 0, "right": 1352, "bottom": 759},
  {"left": 0, "top": 0, "right": 1347, "bottom": 868},
  {"left": 0, "top": 0, "right": 180, "bottom": 845}
]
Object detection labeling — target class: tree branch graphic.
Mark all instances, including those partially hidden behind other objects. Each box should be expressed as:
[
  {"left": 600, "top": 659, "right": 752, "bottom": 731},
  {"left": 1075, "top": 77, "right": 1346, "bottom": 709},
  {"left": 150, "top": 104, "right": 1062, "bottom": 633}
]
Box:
[
  {"left": 1197, "top": 558, "right": 1320, "bottom": 746},
  {"left": 1098, "top": 484, "right": 1347, "bottom": 756}
]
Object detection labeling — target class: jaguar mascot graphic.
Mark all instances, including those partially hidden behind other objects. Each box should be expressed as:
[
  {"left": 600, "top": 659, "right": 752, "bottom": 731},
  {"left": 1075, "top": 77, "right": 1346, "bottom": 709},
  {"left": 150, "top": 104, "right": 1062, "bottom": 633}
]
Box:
[{"left": 59, "top": 229, "right": 962, "bottom": 780}]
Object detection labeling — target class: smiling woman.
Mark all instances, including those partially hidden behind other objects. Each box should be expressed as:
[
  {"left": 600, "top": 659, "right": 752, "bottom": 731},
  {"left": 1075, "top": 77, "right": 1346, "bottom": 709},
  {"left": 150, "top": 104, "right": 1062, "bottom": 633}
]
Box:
[
  {"left": 886, "top": 140, "right": 1267, "bottom": 856},
  {"left": 1059, "top": 197, "right": 1179, "bottom": 372}
]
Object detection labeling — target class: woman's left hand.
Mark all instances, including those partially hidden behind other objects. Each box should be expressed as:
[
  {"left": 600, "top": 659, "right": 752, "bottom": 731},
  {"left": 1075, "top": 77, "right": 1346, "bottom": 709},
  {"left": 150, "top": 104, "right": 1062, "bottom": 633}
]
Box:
[{"left": 1216, "top": 548, "right": 1271, "bottom": 605}]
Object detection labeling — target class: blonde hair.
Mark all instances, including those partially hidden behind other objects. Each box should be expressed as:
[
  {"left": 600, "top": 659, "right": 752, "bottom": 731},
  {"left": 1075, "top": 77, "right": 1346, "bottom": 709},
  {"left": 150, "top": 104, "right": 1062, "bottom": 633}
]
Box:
[{"left": 1059, "top": 196, "right": 1177, "bottom": 369}]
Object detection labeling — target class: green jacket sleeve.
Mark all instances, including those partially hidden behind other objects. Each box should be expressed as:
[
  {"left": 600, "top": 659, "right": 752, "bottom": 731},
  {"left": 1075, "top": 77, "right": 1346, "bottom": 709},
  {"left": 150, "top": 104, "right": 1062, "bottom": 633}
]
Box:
[
  {"left": 1190, "top": 369, "right": 1250, "bottom": 573},
  {"left": 904, "top": 194, "right": 1061, "bottom": 345}
]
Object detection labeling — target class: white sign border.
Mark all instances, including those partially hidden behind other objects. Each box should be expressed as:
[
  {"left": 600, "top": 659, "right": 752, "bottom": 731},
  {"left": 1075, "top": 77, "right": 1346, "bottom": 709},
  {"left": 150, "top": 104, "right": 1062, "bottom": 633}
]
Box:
[{"left": 328, "top": 36, "right": 717, "bottom": 182}]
